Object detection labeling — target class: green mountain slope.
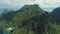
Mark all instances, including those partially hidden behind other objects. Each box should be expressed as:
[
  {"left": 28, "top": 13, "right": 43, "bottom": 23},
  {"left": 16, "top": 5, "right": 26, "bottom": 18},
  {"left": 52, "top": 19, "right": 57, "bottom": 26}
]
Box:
[
  {"left": 9, "top": 4, "right": 48, "bottom": 34},
  {"left": 0, "top": 4, "right": 60, "bottom": 34},
  {"left": 9, "top": 4, "right": 60, "bottom": 34}
]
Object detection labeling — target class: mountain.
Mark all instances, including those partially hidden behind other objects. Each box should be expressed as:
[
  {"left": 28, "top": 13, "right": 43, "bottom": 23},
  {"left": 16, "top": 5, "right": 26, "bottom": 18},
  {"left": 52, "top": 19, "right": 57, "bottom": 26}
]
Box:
[
  {"left": 0, "top": 4, "right": 60, "bottom": 34},
  {"left": 1, "top": 10, "right": 20, "bottom": 22},
  {"left": 10, "top": 4, "right": 48, "bottom": 34},
  {"left": 9, "top": 4, "right": 60, "bottom": 34},
  {"left": 50, "top": 7, "right": 60, "bottom": 24}
]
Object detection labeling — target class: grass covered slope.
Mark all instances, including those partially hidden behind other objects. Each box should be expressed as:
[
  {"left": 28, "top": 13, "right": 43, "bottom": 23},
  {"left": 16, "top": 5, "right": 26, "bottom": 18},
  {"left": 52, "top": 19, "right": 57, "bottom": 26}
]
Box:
[
  {"left": 0, "top": 4, "right": 60, "bottom": 34},
  {"left": 9, "top": 4, "right": 60, "bottom": 34},
  {"left": 9, "top": 4, "right": 48, "bottom": 34},
  {"left": 12, "top": 4, "right": 46, "bottom": 27},
  {"left": 45, "top": 19, "right": 60, "bottom": 34}
]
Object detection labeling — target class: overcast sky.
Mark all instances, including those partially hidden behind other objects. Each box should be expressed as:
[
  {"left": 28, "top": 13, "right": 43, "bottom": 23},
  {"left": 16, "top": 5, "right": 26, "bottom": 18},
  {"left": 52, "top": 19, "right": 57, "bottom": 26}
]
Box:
[{"left": 0, "top": 0, "right": 60, "bottom": 13}]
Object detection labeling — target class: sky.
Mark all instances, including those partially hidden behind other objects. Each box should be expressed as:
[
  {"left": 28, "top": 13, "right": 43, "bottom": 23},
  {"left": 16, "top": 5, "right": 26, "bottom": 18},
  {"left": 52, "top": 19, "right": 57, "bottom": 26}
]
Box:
[{"left": 0, "top": 0, "right": 60, "bottom": 14}]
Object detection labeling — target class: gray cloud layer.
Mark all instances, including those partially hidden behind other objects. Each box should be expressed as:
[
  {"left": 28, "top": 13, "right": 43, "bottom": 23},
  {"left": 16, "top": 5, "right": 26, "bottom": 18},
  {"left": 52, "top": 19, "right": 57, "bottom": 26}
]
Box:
[{"left": 0, "top": 0, "right": 60, "bottom": 12}]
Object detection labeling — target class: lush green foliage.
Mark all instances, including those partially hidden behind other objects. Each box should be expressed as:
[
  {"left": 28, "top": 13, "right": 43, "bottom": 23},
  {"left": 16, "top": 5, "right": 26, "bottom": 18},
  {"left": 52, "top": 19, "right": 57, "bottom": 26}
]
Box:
[{"left": 0, "top": 4, "right": 60, "bottom": 34}]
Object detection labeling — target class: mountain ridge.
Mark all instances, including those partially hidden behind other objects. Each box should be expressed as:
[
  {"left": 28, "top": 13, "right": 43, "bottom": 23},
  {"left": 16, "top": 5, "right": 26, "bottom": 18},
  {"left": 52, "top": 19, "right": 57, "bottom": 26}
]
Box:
[{"left": 0, "top": 4, "right": 60, "bottom": 34}]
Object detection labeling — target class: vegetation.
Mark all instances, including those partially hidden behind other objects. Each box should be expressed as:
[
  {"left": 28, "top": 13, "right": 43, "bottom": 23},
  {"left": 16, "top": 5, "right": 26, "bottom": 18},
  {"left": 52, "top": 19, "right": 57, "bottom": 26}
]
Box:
[{"left": 0, "top": 4, "right": 60, "bottom": 34}]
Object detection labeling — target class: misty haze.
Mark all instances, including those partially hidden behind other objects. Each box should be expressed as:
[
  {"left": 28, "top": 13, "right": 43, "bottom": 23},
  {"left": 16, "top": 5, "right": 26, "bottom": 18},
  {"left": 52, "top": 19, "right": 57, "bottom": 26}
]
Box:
[{"left": 0, "top": 0, "right": 60, "bottom": 34}]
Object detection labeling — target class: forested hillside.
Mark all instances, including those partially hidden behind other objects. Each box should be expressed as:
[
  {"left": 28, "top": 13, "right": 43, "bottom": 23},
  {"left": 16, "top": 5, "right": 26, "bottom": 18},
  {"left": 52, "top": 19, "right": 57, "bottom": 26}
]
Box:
[{"left": 0, "top": 4, "right": 60, "bottom": 34}]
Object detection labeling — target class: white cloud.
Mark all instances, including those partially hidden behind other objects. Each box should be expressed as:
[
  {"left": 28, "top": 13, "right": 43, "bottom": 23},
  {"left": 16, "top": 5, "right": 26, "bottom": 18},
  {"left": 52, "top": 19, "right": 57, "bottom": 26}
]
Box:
[{"left": 0, "top": 0, "right": 60, "bottom": 12}]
